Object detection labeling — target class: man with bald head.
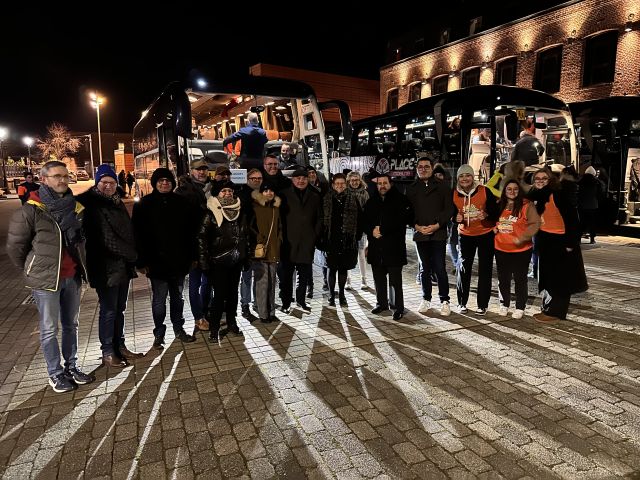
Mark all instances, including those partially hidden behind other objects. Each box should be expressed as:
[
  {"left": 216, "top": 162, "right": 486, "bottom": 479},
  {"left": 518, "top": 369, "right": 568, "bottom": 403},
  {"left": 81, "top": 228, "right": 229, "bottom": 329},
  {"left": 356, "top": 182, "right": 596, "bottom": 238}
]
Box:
[{"left": 223, "top": 112, "right": 268, "bottom": 170}]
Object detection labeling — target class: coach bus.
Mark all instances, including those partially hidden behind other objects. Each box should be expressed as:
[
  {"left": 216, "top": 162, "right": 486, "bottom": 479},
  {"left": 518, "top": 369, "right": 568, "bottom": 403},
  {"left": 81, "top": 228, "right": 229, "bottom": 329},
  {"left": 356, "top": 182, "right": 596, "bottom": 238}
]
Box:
[
  {"left": 332, "top": 85, "right": 577, "bottom": 187},
  {"left": 133, "top": 73, "right": 352, "bottom": 197},
  {"left": 569, "top": 96, "right": 640, "bottom": 227}
]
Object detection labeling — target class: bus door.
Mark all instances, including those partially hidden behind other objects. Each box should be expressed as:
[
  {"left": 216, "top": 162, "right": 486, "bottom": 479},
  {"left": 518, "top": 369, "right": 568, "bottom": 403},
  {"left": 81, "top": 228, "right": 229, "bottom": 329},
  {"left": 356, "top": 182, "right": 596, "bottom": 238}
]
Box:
[
  {"left": 319, "top": 100, "right": 354, "bottom": 177},
  {"left": 297, "top": 98, "right": 331, "bottom": 178}
]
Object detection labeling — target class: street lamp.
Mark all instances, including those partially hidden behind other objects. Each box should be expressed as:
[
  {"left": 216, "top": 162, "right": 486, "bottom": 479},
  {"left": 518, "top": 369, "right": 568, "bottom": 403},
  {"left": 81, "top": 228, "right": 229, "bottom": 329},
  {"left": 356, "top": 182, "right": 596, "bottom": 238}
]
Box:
[
  {"left": 22, "top": 136, "right": 34, "bottom": 171},
  {"left": 0, "top": 126, "right": 9, "bottom": 193},
  {"left": 72, "top": 134, "right": 95, "bottom": 178},
  {"left": 89, "top": 92, "right": 105, "bottom": 165}
]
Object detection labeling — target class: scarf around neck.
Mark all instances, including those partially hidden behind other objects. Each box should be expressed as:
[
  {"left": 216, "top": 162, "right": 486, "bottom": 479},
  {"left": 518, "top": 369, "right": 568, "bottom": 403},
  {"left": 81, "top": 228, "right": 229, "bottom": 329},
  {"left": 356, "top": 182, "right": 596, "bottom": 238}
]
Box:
[
  {"left": 38, "top": 185, "right": 82, "bottom": 246},
  {"left": 207, "top": 196, "right": 241, "bottom": 225}
]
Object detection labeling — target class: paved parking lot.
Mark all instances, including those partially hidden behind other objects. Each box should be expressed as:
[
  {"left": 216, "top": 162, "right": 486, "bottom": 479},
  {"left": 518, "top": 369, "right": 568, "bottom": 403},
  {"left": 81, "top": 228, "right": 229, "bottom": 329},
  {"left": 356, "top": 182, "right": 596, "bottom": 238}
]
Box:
[{"left": 0, "top": 197, "right": 639, "bottom": 479}]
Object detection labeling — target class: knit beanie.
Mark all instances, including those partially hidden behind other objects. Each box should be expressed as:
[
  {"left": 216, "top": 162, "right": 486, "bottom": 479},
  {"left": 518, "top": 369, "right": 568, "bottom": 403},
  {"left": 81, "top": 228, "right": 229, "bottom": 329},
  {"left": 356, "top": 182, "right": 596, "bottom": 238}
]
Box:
[
  {"left": 95, "top": 164, "right": 117, "bottom": 185},
  {"left": 456, "top": 164, "right": 475, "bottom": 178},
  {"left": 150, "top": 167, "right": 176, "bottom": 190}
]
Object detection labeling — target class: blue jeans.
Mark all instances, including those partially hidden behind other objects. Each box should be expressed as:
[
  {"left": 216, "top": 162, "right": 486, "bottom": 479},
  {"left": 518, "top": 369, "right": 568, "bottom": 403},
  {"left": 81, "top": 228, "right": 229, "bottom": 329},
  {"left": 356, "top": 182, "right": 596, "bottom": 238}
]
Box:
[
  {"left": 416, "top": 240, "right": 450, "bottom": 302},
  {"left": 240, "top": 268, "right": 256, "bottom": 307},
  {"left": 96, "top": 281, "right": 129, "bottom": 355},
  {"left": 188, "top": 267, "right": 210, "bottom": 320},
  {"left": 32, "top": 276, "right": 81, "bottom": 377},
  {"left": 151, "top": 277, "right": 186, "bottom": 337}
]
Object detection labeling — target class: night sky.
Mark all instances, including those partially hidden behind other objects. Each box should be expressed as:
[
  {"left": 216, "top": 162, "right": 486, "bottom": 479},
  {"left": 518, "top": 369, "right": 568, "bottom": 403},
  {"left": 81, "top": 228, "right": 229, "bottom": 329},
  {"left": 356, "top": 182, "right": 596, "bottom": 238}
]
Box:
[{"left": 2, "top": 1, "right": 568, "bottom": 146}]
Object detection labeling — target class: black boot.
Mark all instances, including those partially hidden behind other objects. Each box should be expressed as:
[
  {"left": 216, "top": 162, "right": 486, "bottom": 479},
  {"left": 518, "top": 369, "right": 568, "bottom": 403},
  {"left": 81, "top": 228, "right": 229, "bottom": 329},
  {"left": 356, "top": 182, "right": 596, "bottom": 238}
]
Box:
[{"left": 328, "top": 294, "right": 336, "bottom": 307}]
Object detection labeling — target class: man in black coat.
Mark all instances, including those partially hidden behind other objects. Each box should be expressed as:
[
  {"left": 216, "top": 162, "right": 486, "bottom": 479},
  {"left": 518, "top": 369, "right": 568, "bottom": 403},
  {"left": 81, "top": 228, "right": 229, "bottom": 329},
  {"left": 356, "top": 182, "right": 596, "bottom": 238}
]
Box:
[
  {"left": 364, "top": 173, "right": 412, "bottom": 320},
  {"left": 279, "top": 167, "right": 322, "bottom": 313},
  {"left": 132, "top": 168, "right": 197, "bottom": 349}
]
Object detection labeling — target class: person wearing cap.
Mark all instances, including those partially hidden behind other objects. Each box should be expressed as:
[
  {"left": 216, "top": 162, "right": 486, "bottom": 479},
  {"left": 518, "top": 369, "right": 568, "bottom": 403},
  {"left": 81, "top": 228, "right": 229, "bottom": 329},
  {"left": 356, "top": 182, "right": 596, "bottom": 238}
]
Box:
[
  {"left": 222, "top": 112, "right": 268, "bottom": 170},
  {"left": 176, "top": 158, "right": 211, "bottom": 332},
  {"left": 279, "top": 167, "right": 322, "bottom": 313},
  {"left": 406, "top": 157, "right": 454, "bottom": 316},
  {"left": 198, "top": 180, "right": 249, "bottom": 342},
  {"left": 262, "top": 154, "right": 292, "bottom": 194},
  {"left": 453, "top": 164, "right": 499, "bottom": 315},
  {"left": 132, "top": 168, "right": 197, "bottom": 349},
  {"left": 578, "top": 166, "right": 603, "bottom": 244},
  {"left": 77, "top": 164, "right": 141, "bottom": 368},
  {"left": 307, "top": 165, "right": 329, "bottom": 197},
  {"left": 250, "top": 181, "right": 283, "bottom": 323},
  {"left": 214, "top": 165, "right": 231, "bottom": 183}
]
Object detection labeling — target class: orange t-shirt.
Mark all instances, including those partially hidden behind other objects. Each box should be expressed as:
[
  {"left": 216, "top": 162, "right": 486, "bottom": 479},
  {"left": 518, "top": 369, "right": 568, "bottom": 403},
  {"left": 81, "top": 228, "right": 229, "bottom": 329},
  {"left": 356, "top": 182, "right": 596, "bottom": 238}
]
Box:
[
  {"left": 540, "top": 194, "right": 565, "bottom": 234},
  {"left": 453, "top": 186, "right": 493, "bottom": 236},
  {"left": 495, "top": 201, "right": 534, "bottom": 253}
]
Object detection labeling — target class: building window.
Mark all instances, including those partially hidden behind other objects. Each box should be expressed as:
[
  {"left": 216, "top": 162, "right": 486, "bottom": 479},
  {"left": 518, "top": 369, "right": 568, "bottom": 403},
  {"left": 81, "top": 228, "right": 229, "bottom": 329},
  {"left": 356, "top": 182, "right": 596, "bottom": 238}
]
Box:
[
  {"left": 461, "top": 67, "right": 481, "bottom": 88},
  {"left": 495, "top": 57, "right": 517, "bottom": 86},
  {"left": 408, "top": 83, "right": 422, "bottom": 102},
  {"left": 534, "top": 45, "right": 563, "bottom": 93},
  {"left": 583, "top": 30, "right": 618, "bottom": 87},
  {"left": 386, "top": 88, "right": 399, "bottom": 112},
  {"left": 432, "top": 76, "right": 448, "bottom": 95}
]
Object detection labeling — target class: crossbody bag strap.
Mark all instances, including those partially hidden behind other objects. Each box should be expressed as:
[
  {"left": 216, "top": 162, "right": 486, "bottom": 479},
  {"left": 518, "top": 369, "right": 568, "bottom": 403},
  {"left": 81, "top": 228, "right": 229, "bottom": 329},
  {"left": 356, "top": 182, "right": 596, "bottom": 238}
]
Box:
[{"left": 264, "top": 209, "right": 275, "bottom": 247}]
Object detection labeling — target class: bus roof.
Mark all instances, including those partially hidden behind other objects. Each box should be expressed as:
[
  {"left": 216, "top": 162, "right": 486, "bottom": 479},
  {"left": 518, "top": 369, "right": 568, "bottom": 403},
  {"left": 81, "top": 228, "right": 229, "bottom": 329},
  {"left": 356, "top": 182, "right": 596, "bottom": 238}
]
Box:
[
  {"left": 187, "top": 72, "right": 316, "bottom": 99},
  {"left": 569, "top": 96, "right": 640, "bottom": 118}
]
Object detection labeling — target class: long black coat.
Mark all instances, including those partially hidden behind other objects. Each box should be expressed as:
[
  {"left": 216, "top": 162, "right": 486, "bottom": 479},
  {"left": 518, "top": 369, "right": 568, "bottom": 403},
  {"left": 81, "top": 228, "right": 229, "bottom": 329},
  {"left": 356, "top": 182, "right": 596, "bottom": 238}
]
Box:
[
  {"left": 77, "top": 189, "right": 137, "bottom": 288},
  {"left": 132, "top": 191, "right": 195, "bottom": 280},
  {"left": 280, "top": 186, "right": 322, "bottom": 264},
  {"left": 363, "top": 187, "right": 412, "bottom": 267}
]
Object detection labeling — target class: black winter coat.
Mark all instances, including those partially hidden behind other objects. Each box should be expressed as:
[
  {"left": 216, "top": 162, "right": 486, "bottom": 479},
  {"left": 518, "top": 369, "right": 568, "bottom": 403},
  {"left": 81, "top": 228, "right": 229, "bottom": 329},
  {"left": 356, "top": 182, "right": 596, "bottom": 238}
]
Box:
[
  {"left": 132, "top": 191, "right": 196, "bottom": 280},
  {"left": 363, "top": 187, "right": 412, "bottom": 267},
  {"left": 280, "top": 186, "right": 322, "bottom": 264},
  {"left": 406, "top": 178, "right": 453, "bottom": 242},
  {"left": 77, "top": 189, "right": 137, "bottom": 288},
  {"left": 578, "top": 174, "right": 603, "bottom": 210}
]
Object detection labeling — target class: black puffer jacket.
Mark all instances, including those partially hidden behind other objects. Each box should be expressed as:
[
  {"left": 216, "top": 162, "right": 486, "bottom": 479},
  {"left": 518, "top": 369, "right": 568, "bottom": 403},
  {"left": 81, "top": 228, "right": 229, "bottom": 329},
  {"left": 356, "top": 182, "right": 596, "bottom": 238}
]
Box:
[
  {"left": 7, "top": 194, "right": 87, "bottom": 290},
  {"left": 406, "top": 178, "right": 453, "bottom": 242},
  {"left": 197, "top": 197, "right": 249, "bottom": 271},
  {"left": 77, "top": 188, "right": 137, "bottom": 288}
]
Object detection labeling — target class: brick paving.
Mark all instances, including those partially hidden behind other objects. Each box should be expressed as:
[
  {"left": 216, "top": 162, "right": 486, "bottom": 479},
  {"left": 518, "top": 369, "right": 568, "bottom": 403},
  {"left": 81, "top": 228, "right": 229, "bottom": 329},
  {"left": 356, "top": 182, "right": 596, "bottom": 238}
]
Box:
[{"left": 1, "top": 195, "right": 640, "bottom": 478}]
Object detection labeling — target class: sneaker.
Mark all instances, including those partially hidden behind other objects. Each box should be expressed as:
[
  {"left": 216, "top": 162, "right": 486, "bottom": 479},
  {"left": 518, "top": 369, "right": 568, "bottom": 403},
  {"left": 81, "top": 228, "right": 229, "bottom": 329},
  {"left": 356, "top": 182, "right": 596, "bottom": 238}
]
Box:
[
  {"left": 440, "top": 301, "right": 451, "bottom": 316},
  {"left": 176, "top": 330, "right": 196, "bottom": 343},
  {"left": 49, "top": 373, "right": 77, "bottom": 393},
  {"left": 499, "top": 306, "right": 508, "bottom": 316},
  {"left": 64, "top": 367, "right": 94, "bottom": 385},
  {"left": 361, "top": 278, "right": 368, "bottom": 290},
  {"left": 153, "top": 335, "right": 165, "bottom": 350},
  {"left": 475, "top": 308, "right": 487, "bottom": 316},
  {"left": 339, "top": 295, "right": 348, "bottom": 307},
  {"left": 296, "top": 302, "right": 312, "bottom": 312},
  {"left": 457, "top": 305, "right": 468, "bottom": 314},
  {"left": 392, "top": 310, "right": 404, "bottom": 320},
  {"left": 280, "top": 305, "right": 291, "bottom": 314},
  {"left": 209, "top": 331, "right": 219, "bottom": 343},
  {"left": 417, "top": 300, "right": 431, "bottom": 313},
  {"left": 241, "top": 305, "right": 251, "bottom": 318},
  {"left": 328, "top": 297, "right": 336, "bottom": 307},
  {"left": 345, "top": 277, "right": 352, "bottom": 290},
  {"left": 195, "top": 318, "right": 209, "bottom": 331},
  {"left": 512, "top": 309, "right": 524, "bottom": 319},
  {"left": 370, "top": 305, "right": 389, "bottom": 314},
  {"left": 415, "top": 275, "right": 421, "bottom": 286}
]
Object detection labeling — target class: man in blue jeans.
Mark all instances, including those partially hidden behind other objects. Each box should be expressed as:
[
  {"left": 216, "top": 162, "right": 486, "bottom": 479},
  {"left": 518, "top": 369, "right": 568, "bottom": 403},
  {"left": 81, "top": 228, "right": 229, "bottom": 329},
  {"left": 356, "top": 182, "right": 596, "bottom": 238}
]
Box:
[{"left": 7, "top": 160, "right": 94, "bottom": 393}]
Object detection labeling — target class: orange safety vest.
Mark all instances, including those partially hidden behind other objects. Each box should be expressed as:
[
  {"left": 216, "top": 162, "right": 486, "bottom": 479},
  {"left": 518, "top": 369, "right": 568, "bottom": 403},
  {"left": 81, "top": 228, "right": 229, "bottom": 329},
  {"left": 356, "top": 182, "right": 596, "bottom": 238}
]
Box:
[
  {"left": 495, "top": 200, "right": 534, "bottom": 253},
  {"left": 453, "top": 185, "right": 493, "bottom": 236}
]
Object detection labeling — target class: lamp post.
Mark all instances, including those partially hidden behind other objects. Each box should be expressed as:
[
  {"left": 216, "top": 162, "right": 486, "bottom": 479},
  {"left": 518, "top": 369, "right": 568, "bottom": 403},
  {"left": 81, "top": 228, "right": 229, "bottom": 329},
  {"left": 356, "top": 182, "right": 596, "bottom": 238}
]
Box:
[
  {"left": 0, "top": 127, "right": 9, "bottom": 193},
  {"left": 90, "top": 92, "right": 105, "bottom": 165},
  {"left": 73, "top": 134, "right": 95, "bottom": 178},
  {"left": 22, "top": 136, "right": 34, "bottom": 171}
]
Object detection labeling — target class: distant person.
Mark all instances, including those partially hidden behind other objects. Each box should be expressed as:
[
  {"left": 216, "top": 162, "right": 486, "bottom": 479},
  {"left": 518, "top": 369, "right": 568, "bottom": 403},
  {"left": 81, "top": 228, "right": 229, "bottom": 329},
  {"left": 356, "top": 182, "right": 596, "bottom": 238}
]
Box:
[
  {"left": 222, "top": 112, "right": 268, "bottom": 170},
  {"left": 126, "top": 171, "right": 135, "bottom": 196},
  {"left": 511, "top": 118, "right": 544, "bottom": 166},
  {"left": 118, "top": 169, "right": 127, "bottom": 195},
  {"left": 7, "top": 161, "right": 94, "bottom": 393},
  {"left": 17, "top": 171, "right": 40, "bottom": 204},
  {"left": 278, "top": 142, "right": 297, "bottom": 169},
  {"left": 578, "top": 166, "right": 604, "bottom": 244}
]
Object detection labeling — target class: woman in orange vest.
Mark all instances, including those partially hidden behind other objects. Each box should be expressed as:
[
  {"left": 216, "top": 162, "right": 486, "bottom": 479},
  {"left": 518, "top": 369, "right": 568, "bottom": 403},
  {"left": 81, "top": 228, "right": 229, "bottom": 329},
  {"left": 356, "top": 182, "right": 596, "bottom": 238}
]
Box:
[
  {"left": 494, "top": 179, "right": 540, "bottom": 319},
  {"left": 528, "top": 167, "right": 587, "bottom": 321}
]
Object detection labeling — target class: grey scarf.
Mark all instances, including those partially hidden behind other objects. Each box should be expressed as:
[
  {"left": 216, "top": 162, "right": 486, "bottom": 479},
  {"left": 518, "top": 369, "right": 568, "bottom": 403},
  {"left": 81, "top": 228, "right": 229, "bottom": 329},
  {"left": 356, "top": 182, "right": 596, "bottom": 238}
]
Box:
[{"left": 38, "top": 185, "right": 82, "bottom": 246}]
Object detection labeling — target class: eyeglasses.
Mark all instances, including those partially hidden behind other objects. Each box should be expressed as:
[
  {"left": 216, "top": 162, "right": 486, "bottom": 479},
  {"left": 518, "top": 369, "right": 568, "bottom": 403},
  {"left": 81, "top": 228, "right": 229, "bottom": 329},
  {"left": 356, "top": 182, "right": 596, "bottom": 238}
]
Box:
[
  {"left": 416, "top": 165, "right": 431, "bottom": 170},
  {"left": 45, "top": 174, "right": 70, "bottom": 181},
  {"left": 248, "top": 177, "right": 263, "bottom": 181},
  {"left": 99, "top": 180, "right": 117, "bottom": 187},
  {"left": 157, "top": 178, "right": 172, "bottom": 183}
]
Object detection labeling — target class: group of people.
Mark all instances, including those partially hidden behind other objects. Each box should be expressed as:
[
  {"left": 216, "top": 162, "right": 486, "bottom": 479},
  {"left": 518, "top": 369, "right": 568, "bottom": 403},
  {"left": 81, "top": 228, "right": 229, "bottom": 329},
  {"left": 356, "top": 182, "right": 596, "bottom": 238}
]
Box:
[{"left": 6, "top": 151, "right": 589, "bottom": 395}]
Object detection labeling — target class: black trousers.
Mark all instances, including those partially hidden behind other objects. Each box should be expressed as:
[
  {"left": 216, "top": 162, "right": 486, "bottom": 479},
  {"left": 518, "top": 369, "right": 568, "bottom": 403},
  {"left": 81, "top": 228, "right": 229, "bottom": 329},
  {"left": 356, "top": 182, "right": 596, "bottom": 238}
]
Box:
[
  {"left": 371, "top": 265, "right": 404, "bottom": 311},
  {"left": 206, "top": 264, "right": 242, "bottom": 332},
  {"left": 457, "top": 231, "right": 494, "bottom": 309},
  {"left": 580, "top": 208, "right": 598, "bottom": 241},
  {"left": 416, "top": 240, "right": 449, "bottom": 302},
  {"left": 279, "top": 260, "right": 312, "bottom": 306},
  {"left": 495, "top": 249, "right": 531, "bottom": 310}
]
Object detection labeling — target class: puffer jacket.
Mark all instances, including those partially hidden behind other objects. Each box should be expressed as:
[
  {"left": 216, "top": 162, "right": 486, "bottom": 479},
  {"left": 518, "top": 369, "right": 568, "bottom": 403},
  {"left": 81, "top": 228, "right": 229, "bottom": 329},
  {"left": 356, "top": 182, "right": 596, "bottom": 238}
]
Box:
[{"left": 6, "top": 196, "right": 87, "bottom": 291}]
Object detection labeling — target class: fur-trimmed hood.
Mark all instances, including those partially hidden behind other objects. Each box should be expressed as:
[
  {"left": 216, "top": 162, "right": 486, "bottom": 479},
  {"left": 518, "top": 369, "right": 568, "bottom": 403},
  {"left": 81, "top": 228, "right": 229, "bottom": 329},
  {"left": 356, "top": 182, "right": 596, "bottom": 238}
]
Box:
[{"left": 251, "top": 189, "right": 281, "bottom": 207}]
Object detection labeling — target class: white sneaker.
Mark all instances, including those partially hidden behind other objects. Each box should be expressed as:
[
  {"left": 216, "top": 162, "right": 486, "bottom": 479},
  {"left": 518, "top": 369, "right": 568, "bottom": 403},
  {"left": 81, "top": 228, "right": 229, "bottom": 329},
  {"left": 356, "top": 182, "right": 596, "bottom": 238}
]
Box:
[
  {"left": 440, "top": 301, "right": 451, "bottom": 316},
  {"left": 457, "top": 305, "right": 468, "bottom": 314},
  {"left": 512, "top": 309, "right": 524, "bottom": 319},
  {"left": 418, "top": 300, "right": 431, "bottom": 313},
  {"left": 499, "top": 306, "right": 508, "bottom": 316}
]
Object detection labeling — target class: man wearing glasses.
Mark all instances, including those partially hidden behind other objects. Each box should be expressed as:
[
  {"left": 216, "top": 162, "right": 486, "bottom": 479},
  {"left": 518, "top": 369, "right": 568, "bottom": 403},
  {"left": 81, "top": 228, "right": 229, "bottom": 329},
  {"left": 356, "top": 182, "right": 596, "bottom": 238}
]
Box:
[
  {"left": 262, "top": 154, "right": 291, "bottom": 194},
  {"left": 176, "top": 159, "right": 212, "bottom": 332},
  {"left": 78, "top": 164, "right": 141, "bottom": 368},
  {"left": 7, "top": 161, "right": 94, "bottom": 393},
  {"left": 406, "top": 157, "right": 454, "bottom": 316}
]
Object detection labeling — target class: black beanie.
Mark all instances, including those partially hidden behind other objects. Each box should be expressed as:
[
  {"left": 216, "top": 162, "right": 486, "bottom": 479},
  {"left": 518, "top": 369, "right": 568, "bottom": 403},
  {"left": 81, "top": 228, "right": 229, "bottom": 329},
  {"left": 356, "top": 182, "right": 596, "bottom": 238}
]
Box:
[
  {"left": 212, "top": 180, "right": 236, "bottom": 197},
  {"left": 150, "top": 168, "right": 176, "bottom": 191},
  {"left": 260, "top": 181, "right": 276, "bottom": 193}
]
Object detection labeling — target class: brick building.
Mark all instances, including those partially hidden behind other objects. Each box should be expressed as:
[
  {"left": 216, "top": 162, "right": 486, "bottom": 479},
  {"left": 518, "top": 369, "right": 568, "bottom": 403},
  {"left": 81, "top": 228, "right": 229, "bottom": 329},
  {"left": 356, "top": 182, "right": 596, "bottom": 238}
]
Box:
[{"left": 380, "top": 0, "right": 639, "bottom": 112}]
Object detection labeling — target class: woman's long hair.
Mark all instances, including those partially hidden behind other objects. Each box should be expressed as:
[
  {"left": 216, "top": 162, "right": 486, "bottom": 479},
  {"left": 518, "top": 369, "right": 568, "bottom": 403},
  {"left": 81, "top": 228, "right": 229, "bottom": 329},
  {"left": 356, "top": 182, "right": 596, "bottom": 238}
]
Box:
[{"left": 498, "top": 179, "right": 525, "bottom": 217}]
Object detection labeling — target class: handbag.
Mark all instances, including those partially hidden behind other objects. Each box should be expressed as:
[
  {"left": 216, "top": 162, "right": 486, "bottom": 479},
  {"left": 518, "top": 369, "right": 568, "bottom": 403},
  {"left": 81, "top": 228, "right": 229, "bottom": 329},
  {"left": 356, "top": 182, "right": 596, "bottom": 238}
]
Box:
[{"left": 254, "top": 209, "right": 275, "bottom": 259}]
